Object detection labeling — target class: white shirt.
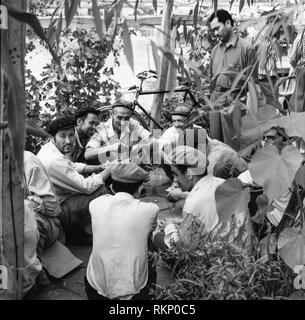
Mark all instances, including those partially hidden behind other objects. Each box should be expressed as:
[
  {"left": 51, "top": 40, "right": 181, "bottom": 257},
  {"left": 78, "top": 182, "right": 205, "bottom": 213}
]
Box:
[
  {"left": 86, "top": 192, "right": 159, "bottom": 300},
  {"left": 165, "top": 176, "right": 252, "bottom": 252},
  {"left": 86, "top": 118, "right": 151, "bottom": 162},
  {"left": 37, "top": 141, "right": 105, "bottom": 202}
]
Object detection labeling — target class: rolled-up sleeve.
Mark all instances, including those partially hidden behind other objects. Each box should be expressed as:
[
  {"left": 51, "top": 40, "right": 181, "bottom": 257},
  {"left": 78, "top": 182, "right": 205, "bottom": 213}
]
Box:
[{"left": 48, "top": 158, "right": 104, "bottom": 195}]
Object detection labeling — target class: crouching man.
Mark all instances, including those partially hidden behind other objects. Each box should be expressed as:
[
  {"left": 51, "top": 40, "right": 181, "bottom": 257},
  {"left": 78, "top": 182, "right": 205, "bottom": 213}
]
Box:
[
  {"left": 85, "top": 161, "right": 159, "bottom": 300},
  {"left": 37, "top": 116, "right": 112, "bottom": 245}
]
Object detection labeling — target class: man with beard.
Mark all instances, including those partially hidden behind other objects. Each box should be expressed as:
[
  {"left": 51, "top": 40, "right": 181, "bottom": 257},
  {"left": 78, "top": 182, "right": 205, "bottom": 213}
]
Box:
[
  {"left": 208, "top": 9, "right": 258, "bottom": 151},
  {"left": 37, "top": 116, "right": 112, "bottom": 245}
]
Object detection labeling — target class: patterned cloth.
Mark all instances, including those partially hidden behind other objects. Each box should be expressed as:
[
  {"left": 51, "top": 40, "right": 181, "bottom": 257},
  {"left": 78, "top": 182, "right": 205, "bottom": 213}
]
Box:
[{"left": 288, "top": 30, "right": 305, "bottom": 68}]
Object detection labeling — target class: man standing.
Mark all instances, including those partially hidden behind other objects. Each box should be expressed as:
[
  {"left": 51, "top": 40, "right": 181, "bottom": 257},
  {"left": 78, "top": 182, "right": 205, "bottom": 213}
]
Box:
[
  {"left": 208, "top": 9, "right": 258, "bottom": 151},
  {"left": 84, "top": 99, "right": 152, "bottom": 165},
  {"left": 85, "top": 162, "right": 159, "bottom": 300},
  {"left": 71, "top": 105, "right": 100, "bottom": 164},
  {"left": 37, "top": 116, "right": 112, "bottom": 244}
]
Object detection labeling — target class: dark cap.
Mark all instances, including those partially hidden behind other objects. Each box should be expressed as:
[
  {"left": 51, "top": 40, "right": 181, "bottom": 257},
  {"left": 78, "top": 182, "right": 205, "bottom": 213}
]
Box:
[
  {"left": 110, "top": 161, "right": 149, "bottom": 183},
  {"left": 112, "top": 99, "right": 134, "bottom": 112},
  {"left": 171, "top": 103, "right": 191, "bottom": 117},
  {"left": 46, "top": 116, "right": 76, "bottom": 136},
  {"left": 75, "top": 106, "right": 100, "bottom": 120}
]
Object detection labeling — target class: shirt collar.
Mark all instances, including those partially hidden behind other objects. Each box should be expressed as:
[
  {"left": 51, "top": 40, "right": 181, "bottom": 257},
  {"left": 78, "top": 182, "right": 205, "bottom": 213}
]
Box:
[{"left": 223, "top": 34, "right": 238, "bottom": 49}]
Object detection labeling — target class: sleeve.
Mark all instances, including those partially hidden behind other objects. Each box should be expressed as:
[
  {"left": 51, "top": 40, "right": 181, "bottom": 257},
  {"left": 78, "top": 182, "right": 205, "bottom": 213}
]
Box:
[
  {"left": 48, "top": 158, "right": 104, "bottom": 195},
  {"left": 72, "top": 162, "right": 86, "bottom": 173},
  {"left": 25, "top": 165, "right": 60, "bottom": 218},
  {"left": 86, "top": 125, "right": 106, "bottom": 149},
  {"left": 135, "top": 120, "right": 151, "bottom": 141}
]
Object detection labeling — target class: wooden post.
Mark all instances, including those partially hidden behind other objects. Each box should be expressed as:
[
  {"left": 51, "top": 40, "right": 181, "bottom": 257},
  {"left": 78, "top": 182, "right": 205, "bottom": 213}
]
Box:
[
  {"left": 150, "top": 0, "right": 174, "bottom": 132},
  {"left": 0, "top": 0, "right": 26, "bottom": 300}
]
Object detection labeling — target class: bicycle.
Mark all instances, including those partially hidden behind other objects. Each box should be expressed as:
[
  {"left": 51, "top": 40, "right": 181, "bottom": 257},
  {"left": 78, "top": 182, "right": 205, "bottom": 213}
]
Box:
[{"left": 98, "top": 70, "right": 210, "bottom": 132}]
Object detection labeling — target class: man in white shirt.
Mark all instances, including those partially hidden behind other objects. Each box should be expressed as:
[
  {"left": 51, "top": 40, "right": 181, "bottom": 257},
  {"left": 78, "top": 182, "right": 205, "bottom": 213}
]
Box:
[
  {"left": 85, "top": 161, "right": 159, "bottom": 300},
  {"left": 84, "top": 99, "right": 152, "bottom": 165},
  {"left": 37, "top": 116, "right": 112, "bottom": 245},
  {"left": 160, "top": 104, "right": 205, "bottom": 152}
]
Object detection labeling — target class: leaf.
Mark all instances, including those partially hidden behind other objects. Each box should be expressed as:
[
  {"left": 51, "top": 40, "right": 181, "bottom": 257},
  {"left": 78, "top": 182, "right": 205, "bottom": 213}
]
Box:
[
  {"left": 193, "top": 1, "right": 199, "bottom": 34},
  {"left": 239, "top": 0, "right": 245, "bottom": 13},
  {"left": 6, "top": 5, "right": 60, "bottom": 65},
  {"left": 247, "top": 0, "right": 251, "bottom": 7},
  {"left": 104, "top": 8, "right": 114, "bottom": 31},
  {"left": 64, "top": 0, "right": 80, "bottom": 30},
  {"left": 56, "top": 12, "right": 63, "bottom": 45},
  {"left": 25, "top": 120, "right": 50, "bottom": 139},
  {"left": 249, "top": 145, "right": 303, "bottom": 203},
  {"left": 251, "top": 194, "right": 269, "bottom": 224},
  {"left": 278, "top": 112, "right": 305, "bottom": 140},
  {"left": 92, "top": 0, "right": 104, "bottom": 42},
  {"left": 278, "top": 227, "right": 305, "bottom": 271},
  {"left": 1, "top": 34, "right": 25, "bottom": 178},
  {"left": 246, "top": 77, "right": 258, "bottom": 120},
  {"left": 215, "top": 178, "right": 251, "bottom": 223},
  {"left": 122, "top": 20, "right": 134, "bottom": 72},
  {"left": 213, "top": 0, "right": 218, "bottom": 12},
  {"left": 153, "top": 0, "right": 158, "bottom": 13},
  {"left": 134, "top": 0, "right": 140, "bottom": 21},
  {"left": 295, "top": 166, "right": 305, "bottom": 189},
  {"left": 229, "top": 0, "right": 235, "bottom": 10}
]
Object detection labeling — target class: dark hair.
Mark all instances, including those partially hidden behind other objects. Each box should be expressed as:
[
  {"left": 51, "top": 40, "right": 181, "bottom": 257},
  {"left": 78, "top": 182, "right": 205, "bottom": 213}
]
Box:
[
  {"left": 75, "top": 106, "right": 100, "bottom": 121},
  {"left": 112, "top": 180, "right": 142, "bottom": 195},
  {"left": 45, "top": 116, "right": 76, "bottom": 136},
  {"left": 208, "top": 9, "right": 234, "bottom": 27}
]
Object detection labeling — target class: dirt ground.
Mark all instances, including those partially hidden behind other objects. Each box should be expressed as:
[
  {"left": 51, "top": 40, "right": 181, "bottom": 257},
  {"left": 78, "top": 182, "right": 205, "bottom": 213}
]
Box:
[{"left": 32, "top": 168, "right": 182, "bottom": 300}]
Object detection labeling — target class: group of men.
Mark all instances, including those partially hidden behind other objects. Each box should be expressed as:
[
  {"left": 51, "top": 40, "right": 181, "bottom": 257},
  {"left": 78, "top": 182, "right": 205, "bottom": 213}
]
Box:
[{"left": 22, "top": 9, "right": 305, "bottom": 300}]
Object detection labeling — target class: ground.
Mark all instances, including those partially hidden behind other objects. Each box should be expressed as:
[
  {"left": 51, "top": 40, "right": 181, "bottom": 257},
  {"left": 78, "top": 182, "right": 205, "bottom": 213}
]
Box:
[{"left": 31, "top": 168, "right": 182, "bottom": 300}]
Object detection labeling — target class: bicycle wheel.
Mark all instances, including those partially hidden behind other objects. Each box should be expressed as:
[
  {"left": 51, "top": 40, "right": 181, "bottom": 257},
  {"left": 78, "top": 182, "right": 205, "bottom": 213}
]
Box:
[{"left": 98, "top": 105, "right": 149, "bottom": 131}]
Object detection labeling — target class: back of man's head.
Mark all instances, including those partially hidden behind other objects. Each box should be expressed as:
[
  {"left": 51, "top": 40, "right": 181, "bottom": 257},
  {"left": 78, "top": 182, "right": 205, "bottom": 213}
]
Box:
[
  {"left": 208, "top": 9, "right": 234, "bottom": 27},
  {"left": 110, "top": 161, "right": 149, "bottom": 196}
]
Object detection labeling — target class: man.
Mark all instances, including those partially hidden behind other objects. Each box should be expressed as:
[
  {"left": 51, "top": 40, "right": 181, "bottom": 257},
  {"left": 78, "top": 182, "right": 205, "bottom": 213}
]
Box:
[
  {"left": 160, "top": 103, "right": 206, "bottom": 151},
  {"left": 71, "top": 105, "right": 100, "bottom": 164},
  {"left": 37, "top": 116, "right": 112, "bottom": 244},
  {"left": 208, "top": 9, "right": 258, "bottom": 151},
  {"left": 85, "top": 99, "right": 152, "bottom": 165},
  {"left": 85, "top": 161, "right": 159, "bottom": 300},
  {"left": 155, "top": 146, "right": 252, "bottom": 253},
  {"left": 24, "top": 151, "right": 61, "bottom": 257}
]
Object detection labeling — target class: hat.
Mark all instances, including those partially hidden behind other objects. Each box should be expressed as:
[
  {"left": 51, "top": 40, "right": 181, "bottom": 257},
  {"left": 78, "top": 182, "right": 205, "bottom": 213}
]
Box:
[
  {"left": 112, "top": 99, "right": 134, "bottom": 112},
  {"left": 171, "top": 104, "right": 191, "bottom": 117},
  {"left": 167, "top": 145, "right": 207, "bottom": 175},
  {"left": 45, "top": 116, "right": 76, "bottom": 136},
  {"left": 75, "top": 106, "right": 100, "bottom": 120},
  {"left": 110, "top": 161, "right": 149, "bottom": 183}
]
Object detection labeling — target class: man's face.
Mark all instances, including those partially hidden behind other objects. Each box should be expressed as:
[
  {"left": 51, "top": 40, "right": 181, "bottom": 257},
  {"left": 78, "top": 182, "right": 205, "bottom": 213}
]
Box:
[
  {"left": 210, "top": 17, "right": 232, "bottom": 44},
  {"left": 172, "top": 115, "right": 186, "bottom": 130},
  {"left": 78, "top": 113, "right": 99, "bottom": 137},
  {"left": 54, "top": 127, "right": 75, "bottom": 155},
  {"left": 112, "top": 106, "right": 132, "bottom": 132}
]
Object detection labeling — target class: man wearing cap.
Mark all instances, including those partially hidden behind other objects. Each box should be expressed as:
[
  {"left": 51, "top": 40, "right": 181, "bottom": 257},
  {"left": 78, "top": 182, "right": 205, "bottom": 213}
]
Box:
[
  {"left": 37, "top": 116, "right": 112, "bottom": 244},
  {"left": 85, "top": 161, "right": 159, "bottom": 300},
  {"left": 71, "top": 105, "right": 100, "bottom": 164},
  {"left": 156, "top": 145, "right": 252, "bottom": 253},
  {"left": 85, "top": 99, "right": 152, "bottom": 165},
  {"left": 160, "top": 103, "right": 205, "bottom": 151}
]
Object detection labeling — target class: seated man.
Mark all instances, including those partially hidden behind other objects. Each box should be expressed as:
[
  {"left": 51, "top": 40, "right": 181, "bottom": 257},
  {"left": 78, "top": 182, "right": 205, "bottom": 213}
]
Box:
[
  {"left": 24, "top": 150, "right": 61, "bottom": 257},
  {"left": 85, "top": 161, "right": 159, "bottom": 300},
  {"left": 160, "top": 103, "right": 205, "bottom": 151},
  {"left": 37, "top": 116, "right": 112, "bottom": 244},
  {"left": 155, "top": 146, "right": 252, "bottom": 253},
  {"left": 71, "top": 105, "right": 100, "bottom": 164},
  {"left": 85, "top": 99, "right": 152, "bottom": 165}
]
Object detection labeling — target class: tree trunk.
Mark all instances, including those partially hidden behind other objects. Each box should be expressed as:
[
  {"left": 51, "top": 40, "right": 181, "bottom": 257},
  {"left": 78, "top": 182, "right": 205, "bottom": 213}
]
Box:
[
  {"left": 150, "top": 0, "right": 174, "bottom": 132},
  {"left": 0, "top": 0, "right": 26, "bottom": 300}
]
